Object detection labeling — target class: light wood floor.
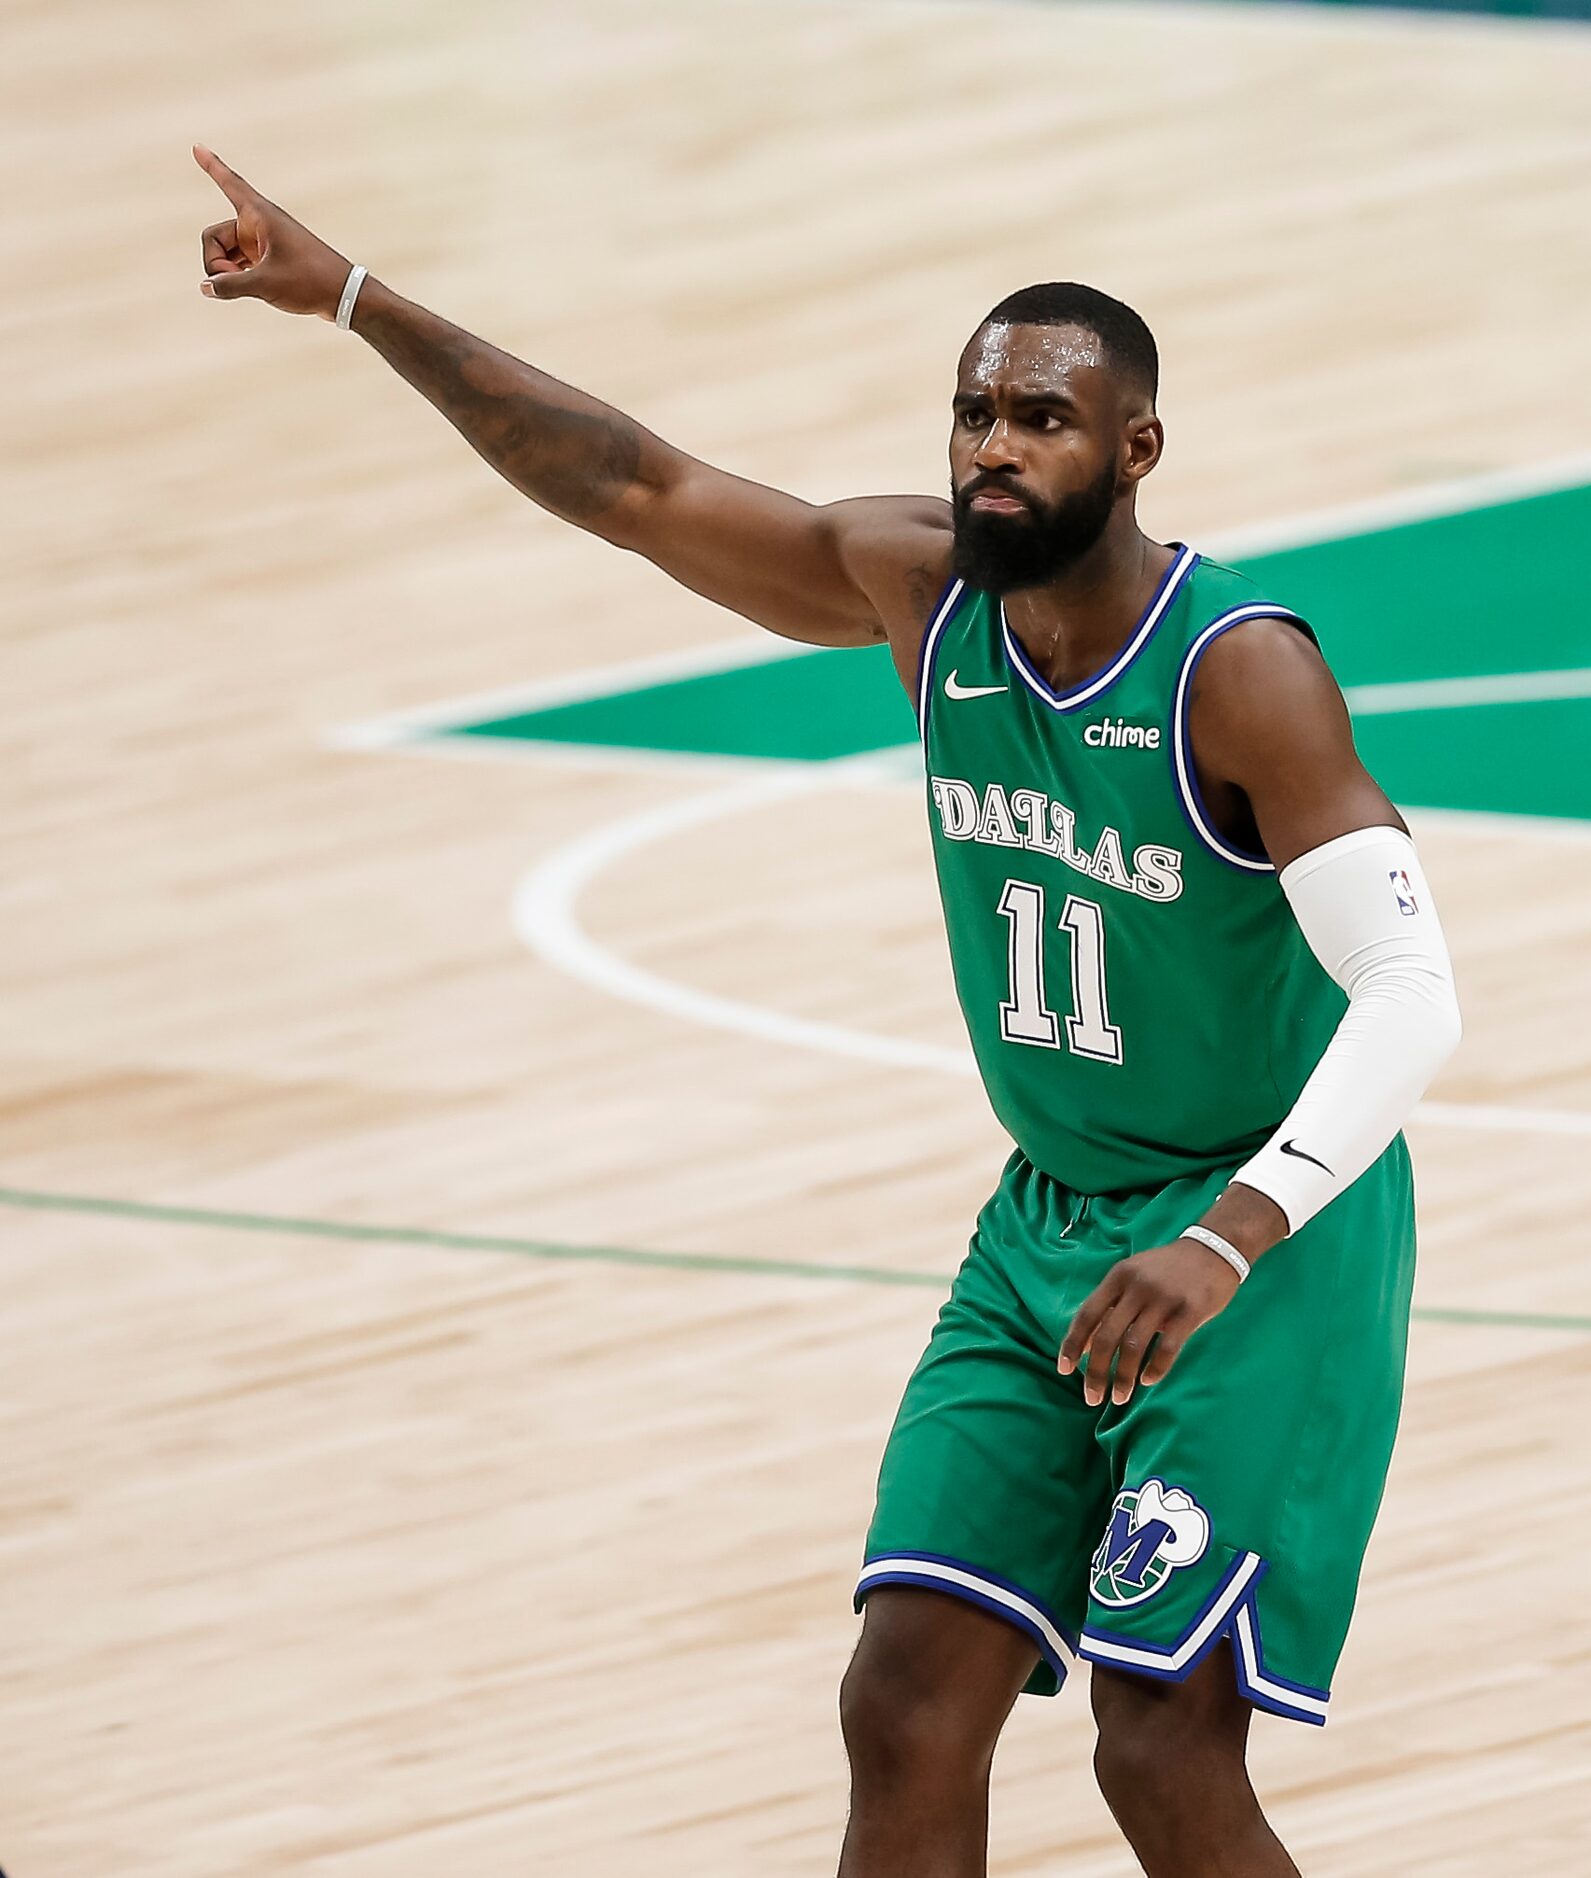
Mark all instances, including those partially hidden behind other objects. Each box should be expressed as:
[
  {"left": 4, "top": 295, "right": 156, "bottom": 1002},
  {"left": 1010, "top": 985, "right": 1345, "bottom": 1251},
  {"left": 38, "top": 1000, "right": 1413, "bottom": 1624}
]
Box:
[{"left": 6, "top": 0, "right": 1591, "bottom": 1870}]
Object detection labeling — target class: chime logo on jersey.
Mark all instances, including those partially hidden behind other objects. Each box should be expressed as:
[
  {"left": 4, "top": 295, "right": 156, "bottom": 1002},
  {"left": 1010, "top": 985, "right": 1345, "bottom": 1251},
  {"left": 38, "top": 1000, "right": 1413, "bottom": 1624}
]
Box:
[
  {"left": 1390, "top": 868, "right": 1419, "bottom": 916},
  {"left": 1083, "top": 716, "right": 1162, "bottom": 750},
  {"left": 1089, "top": 1478, "right": 1211, "bottom": 1608}
]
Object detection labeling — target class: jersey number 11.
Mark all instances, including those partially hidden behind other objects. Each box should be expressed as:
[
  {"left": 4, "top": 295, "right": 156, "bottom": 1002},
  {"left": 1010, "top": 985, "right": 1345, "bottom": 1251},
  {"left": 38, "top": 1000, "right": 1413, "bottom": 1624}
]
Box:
[{"left": 997, "top": 879, "right": 1124, "bottom": 1064}]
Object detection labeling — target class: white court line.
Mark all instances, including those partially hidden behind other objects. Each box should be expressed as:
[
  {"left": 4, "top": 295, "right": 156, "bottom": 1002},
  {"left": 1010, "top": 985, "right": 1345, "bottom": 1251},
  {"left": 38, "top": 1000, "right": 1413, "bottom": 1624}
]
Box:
[
  {"left": 1344, "top": 667, "right": 1591, "bottom": 716},
  {"left": 845, "top": 754, "right": 1591, "bottom": 847},
  {"left": 1415, "top": 1102, "right": 1591, "bottom": 1139},
  {"left": 355, "top": 451, "right": 1591, "bottom": 1136},
  {"left": 331, "top": 447, "right": 1591, "bottom": 755},
  {"left": 511, "top": 759, "right": 975, "bottom": 1076},
  {"left": 337, "top": 657, "right": 1591, "bottom": 762},
  {"left": 510, "top": 774, "right": 1591, "bottom": 1137},
  {"left": 1203, "top": 446, "right": 1591, "bottom": 563},
  {"left": 329, "top": 724, "right": 812, "bottom": 781},
  {"left": 329, "top": 634, "right": 826, "bottom": 749},
  {"left": 1395, "top": 805, "right": 1591, "bottom": 847}
]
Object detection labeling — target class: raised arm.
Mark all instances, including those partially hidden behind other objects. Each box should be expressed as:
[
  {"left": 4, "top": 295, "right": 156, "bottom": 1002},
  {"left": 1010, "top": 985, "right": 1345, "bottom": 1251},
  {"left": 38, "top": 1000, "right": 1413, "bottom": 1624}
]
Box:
[{"left": 193, "top": 146, "right": 951, "bottom": 659}]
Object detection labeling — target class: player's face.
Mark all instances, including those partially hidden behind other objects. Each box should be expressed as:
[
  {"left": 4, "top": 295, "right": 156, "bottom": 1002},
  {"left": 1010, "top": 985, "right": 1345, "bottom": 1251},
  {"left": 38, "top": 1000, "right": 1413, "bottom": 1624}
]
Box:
[{"left": 949, "top": 322, "right": 1153, "bottom": 593}]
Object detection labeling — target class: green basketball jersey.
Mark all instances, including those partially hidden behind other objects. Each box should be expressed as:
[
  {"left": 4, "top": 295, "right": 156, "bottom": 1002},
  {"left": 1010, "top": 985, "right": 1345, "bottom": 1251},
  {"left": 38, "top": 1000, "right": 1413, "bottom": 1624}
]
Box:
[{"left": 917, "top": 544, "right": 1345, "bottom": 1193}]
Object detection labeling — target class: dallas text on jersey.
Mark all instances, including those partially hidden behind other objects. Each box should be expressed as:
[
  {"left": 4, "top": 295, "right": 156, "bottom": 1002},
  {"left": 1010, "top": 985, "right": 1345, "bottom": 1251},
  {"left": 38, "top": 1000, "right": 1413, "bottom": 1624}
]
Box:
[{"left": 930, "top": 775, "right": 1185, "bottom": 903}]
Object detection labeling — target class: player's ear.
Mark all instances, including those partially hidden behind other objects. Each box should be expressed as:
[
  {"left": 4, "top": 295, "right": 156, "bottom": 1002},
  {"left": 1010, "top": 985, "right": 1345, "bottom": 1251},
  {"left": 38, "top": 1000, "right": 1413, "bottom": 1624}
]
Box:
[{"left": 1121, "top": 412, "right": 1163, "bottom": 484}]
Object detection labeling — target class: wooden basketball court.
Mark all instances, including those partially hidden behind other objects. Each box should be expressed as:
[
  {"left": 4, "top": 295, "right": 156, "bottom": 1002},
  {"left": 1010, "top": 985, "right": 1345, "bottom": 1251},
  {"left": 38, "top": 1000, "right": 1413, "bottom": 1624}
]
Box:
[{"left": 6, "top": 0, "right": 1590, "bottom": 1869}]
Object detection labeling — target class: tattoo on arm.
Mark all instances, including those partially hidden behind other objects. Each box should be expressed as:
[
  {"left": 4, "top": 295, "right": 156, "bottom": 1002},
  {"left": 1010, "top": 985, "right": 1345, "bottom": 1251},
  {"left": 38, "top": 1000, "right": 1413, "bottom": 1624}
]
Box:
[
  {"left": 355, "top": 283, "right": 652, "bottom": 528},
  {"left": 903, "top": 561, "right": 939, "bottom": 623}
]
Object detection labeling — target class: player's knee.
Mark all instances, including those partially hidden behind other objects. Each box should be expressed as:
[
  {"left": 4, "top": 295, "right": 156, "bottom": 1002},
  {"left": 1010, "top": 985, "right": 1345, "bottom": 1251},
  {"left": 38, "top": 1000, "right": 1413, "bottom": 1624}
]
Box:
[
  {"left": 839, "top": 1628, "right": 995, "bottom": 1788},
  {"left": 1092, "top": 1711, "right": 1182, "bottom": 1823},
  {"left": 840, "top": 1654, "right": 964, "bottom": 1787},
  {"left": 1091, "top": 1677, "right": 1247, "bottom": 1828}
]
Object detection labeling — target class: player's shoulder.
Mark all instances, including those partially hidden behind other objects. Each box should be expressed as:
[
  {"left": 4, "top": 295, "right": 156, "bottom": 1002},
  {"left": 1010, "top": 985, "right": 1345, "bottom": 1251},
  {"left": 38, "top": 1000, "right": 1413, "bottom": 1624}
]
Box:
[
  {"left": 1189, "top": 554, "right": 1309, "bottom": 622},
  {"left": 826, "top": 491, "right": 952, "bottom": 526},
  {"left": 827, "top": 492, "right": 952, "bottom": 560},
  {"left": 1186, "top": 571, "right": 1345, "bottom": 749},
  {"left": 1185, "top": 553, "right": 1324, "bottom": 664},
  {"left": 827, "top": 493, "right": 955, "bottom": 637}
]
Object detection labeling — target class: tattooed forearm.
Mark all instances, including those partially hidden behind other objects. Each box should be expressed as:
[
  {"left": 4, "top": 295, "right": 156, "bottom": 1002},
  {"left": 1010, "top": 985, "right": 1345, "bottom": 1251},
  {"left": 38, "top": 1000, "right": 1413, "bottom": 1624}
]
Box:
[
  {"left": 339, "top": 277, "right": 935, "bottom": 652},
  {"left": 352, "top": 278, "right": 661, "bottom": 530}
]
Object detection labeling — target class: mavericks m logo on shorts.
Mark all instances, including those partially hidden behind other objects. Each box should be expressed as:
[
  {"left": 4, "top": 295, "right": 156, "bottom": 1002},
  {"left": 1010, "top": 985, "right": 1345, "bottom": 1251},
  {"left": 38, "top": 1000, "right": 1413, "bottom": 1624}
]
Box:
[{"left": 1089, "top": 1478, "right": 1211, "bottom": 1608}]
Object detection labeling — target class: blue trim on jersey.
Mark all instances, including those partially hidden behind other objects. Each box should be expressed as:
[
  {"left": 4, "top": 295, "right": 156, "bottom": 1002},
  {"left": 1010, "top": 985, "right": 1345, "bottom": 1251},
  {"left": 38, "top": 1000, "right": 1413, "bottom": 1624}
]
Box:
[
  {"left": 1081, "top": 1552, "right": 1332, "bottom": 1727},
  {"left": 855, "top": 1556, "right": 1076, "bottom": 1687},
  {"left": 914, "top": 577, "right": 965, "bottom": 741},
  {"left": 1230, "top": 1666, "right": 1328, "bottom": 1727},
  {"left": 999, "top": 543, "right": 1199, "bottom": 713},
  {"left": 1081, "top": 1637, "right": 1221, "bottom": 1686},
  {"left": 1168, "top": 604, "right": 1313, "bottom": 874},
  {"left": 859, "top": 1549, "right": 1079, "bottom": 1645},
  {"left": 1081, "top": 1549, "right": 1261, "bottom": 1663},
  {"left": 1229, "top": 1601, "right": 1331, "bottom": 1726},
  {"left": 1237, "top": 1652, "right": 1331, "bottom": 1703}
]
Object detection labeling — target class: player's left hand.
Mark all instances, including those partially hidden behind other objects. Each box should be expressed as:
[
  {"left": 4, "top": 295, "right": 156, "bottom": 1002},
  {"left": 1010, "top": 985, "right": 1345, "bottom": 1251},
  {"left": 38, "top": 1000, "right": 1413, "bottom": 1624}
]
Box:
[{"left": 1058, "top": 1240, "right": 1240, "bottom": 1408}]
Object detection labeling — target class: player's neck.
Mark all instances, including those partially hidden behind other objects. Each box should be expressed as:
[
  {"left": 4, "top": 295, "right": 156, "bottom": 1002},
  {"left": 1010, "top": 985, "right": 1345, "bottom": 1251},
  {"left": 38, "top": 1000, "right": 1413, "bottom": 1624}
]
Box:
[{"left": 1002, "top": 521, "right": 1176, "bottom": 695}]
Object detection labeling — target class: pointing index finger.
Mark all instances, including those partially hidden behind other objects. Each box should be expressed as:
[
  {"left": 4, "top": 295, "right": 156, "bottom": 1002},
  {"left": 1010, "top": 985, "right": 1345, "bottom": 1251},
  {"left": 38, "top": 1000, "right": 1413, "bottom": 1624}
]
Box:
[{"left": 193, "top": 143, "right": 255, "bottom": 209}]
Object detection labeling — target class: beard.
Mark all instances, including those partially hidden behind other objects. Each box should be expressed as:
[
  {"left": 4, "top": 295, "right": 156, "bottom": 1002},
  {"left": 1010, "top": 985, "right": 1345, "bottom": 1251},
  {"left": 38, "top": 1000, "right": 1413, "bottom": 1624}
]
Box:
[{"left": 950, "top": 458, "right": 1120, "bottom": 594}]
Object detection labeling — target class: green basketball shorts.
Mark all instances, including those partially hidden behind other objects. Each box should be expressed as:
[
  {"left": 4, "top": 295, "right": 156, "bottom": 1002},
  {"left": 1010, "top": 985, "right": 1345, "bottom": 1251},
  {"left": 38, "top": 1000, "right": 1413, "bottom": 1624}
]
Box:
[{"left": 855, "top": 1139, "right": 1415, "bottom": 1725}]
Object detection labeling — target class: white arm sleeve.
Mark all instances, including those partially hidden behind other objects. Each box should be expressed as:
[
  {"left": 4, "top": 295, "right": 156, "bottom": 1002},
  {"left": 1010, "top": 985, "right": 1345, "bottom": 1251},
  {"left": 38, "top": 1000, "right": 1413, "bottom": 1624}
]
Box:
[{"left": 1230, "top": 825, "right": 1462, "bottom": 1234}]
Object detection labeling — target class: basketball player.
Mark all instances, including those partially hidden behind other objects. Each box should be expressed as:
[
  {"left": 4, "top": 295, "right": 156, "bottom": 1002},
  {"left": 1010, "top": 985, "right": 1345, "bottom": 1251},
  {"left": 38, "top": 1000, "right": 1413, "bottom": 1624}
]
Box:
[{"left": 195, "top": 145, "right": 1462, "bottom": 1877}]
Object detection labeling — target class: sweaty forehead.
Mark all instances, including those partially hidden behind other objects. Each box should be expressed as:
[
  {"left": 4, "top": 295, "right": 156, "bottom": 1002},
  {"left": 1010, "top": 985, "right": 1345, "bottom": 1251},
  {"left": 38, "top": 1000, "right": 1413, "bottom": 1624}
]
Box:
[{"left": 960, "top": 320, "right": 1105, "bottom": 391}]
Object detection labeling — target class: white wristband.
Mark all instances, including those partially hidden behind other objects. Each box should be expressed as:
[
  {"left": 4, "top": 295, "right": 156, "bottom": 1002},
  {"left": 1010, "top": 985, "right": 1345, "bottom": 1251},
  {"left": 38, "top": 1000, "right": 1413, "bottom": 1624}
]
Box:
[
  {"left": 1179, "top": 1225, "right": 1250, "bottom": 1284},
  {"left": 335, "top": 263, "right": 369, "bottom": 331}
]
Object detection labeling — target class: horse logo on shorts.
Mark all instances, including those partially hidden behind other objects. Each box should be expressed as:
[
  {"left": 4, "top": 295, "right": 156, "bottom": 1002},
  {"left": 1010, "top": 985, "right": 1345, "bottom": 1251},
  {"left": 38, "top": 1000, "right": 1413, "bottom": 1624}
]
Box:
[{"left": 1089, "top": 1477, "right": 1211, "bottom": 1608}]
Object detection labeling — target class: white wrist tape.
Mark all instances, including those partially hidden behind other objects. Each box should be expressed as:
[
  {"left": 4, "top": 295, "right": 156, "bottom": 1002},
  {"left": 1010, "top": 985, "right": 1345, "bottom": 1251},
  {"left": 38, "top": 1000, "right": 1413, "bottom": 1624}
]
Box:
[
  {"left": 1232, "top": 825, "right": 1462, "bottom": 1234},
  {"left": 336, "top": 263, "right": 368, "bottom": 331},
  {"left": 1180, "top": 1225, "right": 1250, "bottom": 1283}
]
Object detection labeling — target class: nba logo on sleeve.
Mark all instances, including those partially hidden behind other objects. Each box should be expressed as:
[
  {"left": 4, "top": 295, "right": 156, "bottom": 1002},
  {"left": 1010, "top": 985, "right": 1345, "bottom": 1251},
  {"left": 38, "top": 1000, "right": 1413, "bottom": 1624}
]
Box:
[{"left": 1390, "top": 868, "right": 1419, "bottom": 916}]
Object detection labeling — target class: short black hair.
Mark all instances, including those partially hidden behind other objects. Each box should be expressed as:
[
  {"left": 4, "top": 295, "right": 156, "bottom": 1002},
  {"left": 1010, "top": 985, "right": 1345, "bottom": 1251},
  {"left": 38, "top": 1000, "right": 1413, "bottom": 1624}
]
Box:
[{"left": 980, "top": 282, "right": 1158, "bottom": 405}]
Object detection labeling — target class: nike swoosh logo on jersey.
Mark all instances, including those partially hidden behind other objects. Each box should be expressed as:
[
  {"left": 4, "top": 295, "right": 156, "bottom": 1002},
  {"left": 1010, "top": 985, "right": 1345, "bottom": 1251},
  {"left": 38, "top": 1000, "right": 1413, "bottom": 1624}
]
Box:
[
  {"left": 944, "top": 670, "right": 1008, "bottom": 700},
  {"left": 1280, "top": 1139, "right": 1333, "bottom": 1175}
]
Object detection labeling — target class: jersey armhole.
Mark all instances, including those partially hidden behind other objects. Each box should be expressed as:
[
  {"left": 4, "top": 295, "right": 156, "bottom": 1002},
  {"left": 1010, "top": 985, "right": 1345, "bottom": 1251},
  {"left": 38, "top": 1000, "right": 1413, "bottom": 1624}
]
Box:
[
  {"left": 915, "top": 578, "right": 966, "bottom": 740},
  {"left": 1169, "top": 606, "right": 1313, "bottom": 873}
]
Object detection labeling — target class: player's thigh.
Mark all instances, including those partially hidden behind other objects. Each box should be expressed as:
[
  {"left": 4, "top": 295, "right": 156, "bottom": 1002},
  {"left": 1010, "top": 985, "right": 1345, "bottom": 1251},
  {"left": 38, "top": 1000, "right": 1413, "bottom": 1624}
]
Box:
[
  {"left": 856, "top": 1248, "right": 1112, "bottom": 1696},
  {"left": 1080, "top": 1142, "right": 1416, "bottom": 1720}
]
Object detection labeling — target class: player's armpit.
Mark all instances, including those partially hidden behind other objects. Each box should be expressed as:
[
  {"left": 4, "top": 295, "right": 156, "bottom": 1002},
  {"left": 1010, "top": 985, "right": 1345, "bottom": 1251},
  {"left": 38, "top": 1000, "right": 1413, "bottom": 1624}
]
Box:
[{"left": 1185, "top": 616, "right": 1404, "bottom": 872}]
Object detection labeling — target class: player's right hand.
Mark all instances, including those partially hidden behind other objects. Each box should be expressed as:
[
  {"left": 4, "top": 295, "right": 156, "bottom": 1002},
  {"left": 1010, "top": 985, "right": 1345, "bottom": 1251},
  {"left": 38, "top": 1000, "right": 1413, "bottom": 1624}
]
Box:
[{"left": 194, "top": 144, "right": 353, "bottom": 320}]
